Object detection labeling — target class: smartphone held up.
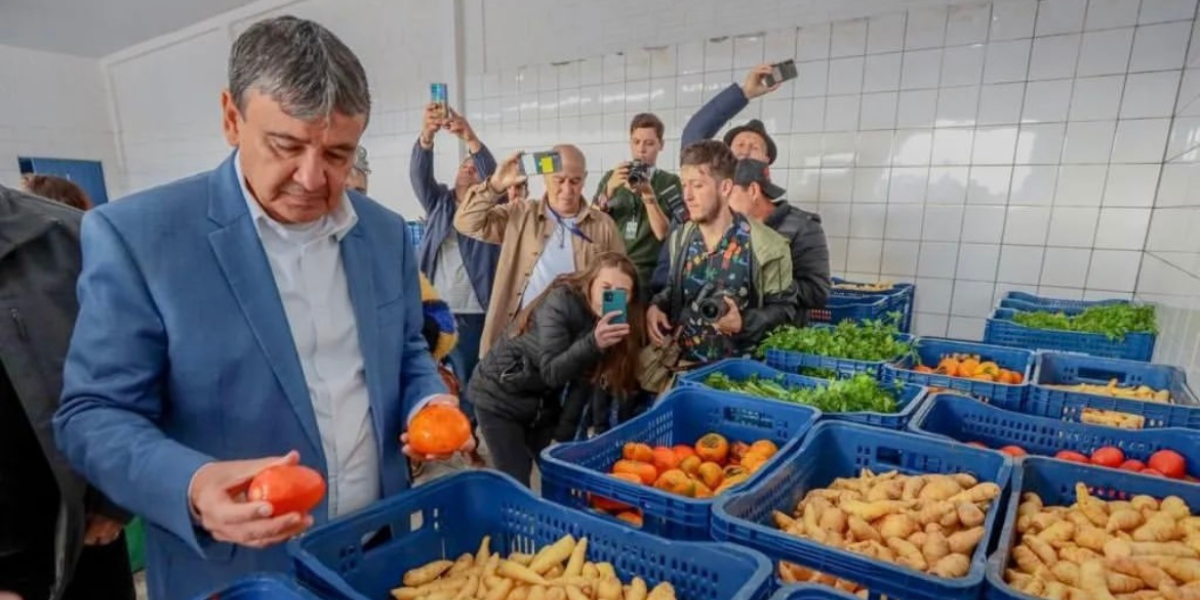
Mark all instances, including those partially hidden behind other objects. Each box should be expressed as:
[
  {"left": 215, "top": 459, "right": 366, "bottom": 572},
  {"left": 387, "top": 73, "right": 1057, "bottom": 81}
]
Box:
[
  {"left": 430, "top": 82, "right": 448, "bottom": 118},
  {"left": 761, "top": 59, "right": 798, "bottom": 87},
  {"left": 519, "top": 151, "right": 563, "bottom": 176}
]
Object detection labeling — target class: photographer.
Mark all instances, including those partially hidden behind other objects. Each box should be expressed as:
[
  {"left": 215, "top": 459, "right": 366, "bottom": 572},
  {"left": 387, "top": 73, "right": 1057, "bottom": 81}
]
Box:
[
  {"left": 681, "top": 64, "right": 788, "bottom": 164},
  {"left": 728, "top": 159, "right": 831, "bottom": 318},
  {"left": 592, "top": 114, "right": 683, "bottom": 296},
  {"left": 467, "top": 253, "right": 645, "bottom": 486},
  {"left": 647, "top": 141, "right": 797, "bottom": 366}
]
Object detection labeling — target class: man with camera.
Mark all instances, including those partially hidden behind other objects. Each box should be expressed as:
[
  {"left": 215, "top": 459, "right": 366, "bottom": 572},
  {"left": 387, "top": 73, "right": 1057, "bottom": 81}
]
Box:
[
  {"left": 727, "top": 159, "right": 831, "bottom": 321},
  {"left": 681, "top": 64, "right": 788, "bottom": 164},
  {"left": 592, "top": 114, "right": 683, "bottom": 297},
  {"left": 647, "top": 141, "right": 797, "bottom": 365}
]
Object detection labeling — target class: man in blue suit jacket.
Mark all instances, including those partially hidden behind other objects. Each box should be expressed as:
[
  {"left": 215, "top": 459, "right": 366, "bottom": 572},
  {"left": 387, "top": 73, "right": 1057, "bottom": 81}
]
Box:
[{"left": 52, "top": 16, "right": 468, "bottom": 600}]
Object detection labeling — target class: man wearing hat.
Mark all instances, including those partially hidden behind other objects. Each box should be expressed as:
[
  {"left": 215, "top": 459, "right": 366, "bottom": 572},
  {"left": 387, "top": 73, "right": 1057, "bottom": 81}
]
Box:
[
  {"left": 729, "top": 159, "right": 831, "bottom": 319},
  {"left": 681, "top": 64, "right": 787, "bottom": 164}
]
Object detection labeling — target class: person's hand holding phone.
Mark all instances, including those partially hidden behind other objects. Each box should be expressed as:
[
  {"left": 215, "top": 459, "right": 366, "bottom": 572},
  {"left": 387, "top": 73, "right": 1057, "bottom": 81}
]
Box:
[
  {"left": 444, "top": 109, "right": 477, "bottom": 144},
  {"left": 741, "top": 64, "right": 783, "bottom": 100},
  {"left": 594, "top": 311, "right": 631, "bottom": 349},
  {"left": 420, "top": 103, "right": 444, "bottom": 148},
  {"left": 489, "top": 153, "right": 528, "bottom": 194},
  {"left": 646, "top": 305, "right": 673, "bottom": 347}
]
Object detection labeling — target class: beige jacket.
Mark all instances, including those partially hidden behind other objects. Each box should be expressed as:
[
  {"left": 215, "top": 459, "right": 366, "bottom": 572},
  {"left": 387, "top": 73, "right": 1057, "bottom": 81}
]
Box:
[{"left": 454, "top": 182, "right": 625, "bottom": 358}]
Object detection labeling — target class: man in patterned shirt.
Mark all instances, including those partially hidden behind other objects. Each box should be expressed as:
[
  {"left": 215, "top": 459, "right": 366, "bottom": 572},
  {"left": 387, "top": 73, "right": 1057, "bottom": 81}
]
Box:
[{"left": 647, "top": 141, "right": 798, "bottom": 365}]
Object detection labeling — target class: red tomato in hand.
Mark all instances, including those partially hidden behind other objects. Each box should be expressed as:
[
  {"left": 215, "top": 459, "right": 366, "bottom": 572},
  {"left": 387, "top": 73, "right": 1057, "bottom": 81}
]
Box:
[
  {"left": 1148, "top": 450, "right": 1187, "bottom": 479},
  {"left": 408, "top": 405, "right": 472, "bottom": 456},
  {"left": 1055, "top": 450, "right": 1089, "bottom": 463},
  {"left": 248, "top": 465, "right": 326, "bottom": 516},
  {"left": 1119, "top": 460, "right": 1146, "bottom": 472},
  {"left": 1000, "top": 446, "right": 1027, "bottom": 457},
  {"left": 1090, "top": 447, "right": 1125, "bottom": 468}
]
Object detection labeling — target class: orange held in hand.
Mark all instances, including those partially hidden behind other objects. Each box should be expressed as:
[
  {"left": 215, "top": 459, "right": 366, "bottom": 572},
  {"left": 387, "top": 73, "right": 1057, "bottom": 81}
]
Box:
[
  {"left": 407, "top": 404, "right": 472, "bottom": 456},
  {"left": 248, "top": 465, "right": 326, "bottom": 516}
]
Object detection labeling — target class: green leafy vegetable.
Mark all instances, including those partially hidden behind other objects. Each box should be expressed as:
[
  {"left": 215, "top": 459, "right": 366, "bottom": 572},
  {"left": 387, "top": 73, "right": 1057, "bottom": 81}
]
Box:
[
  {"left": 704, "top": 372, "right": 901, "bottom": 413},
  {"left": 756, "top": 318, "right": 914, "bottom": 362},
  {"left": 1011, "top": 303, "right": 1157, "bottom": 340}
]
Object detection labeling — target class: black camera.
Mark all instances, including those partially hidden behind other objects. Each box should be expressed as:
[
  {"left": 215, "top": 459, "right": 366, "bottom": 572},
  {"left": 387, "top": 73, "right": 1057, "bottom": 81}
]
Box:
[
  {"left": 627, "top": 160, "right": 650, "bottom": 186},
  {"left": 694, "top": 284, "right": 735, "bottom": 323}
]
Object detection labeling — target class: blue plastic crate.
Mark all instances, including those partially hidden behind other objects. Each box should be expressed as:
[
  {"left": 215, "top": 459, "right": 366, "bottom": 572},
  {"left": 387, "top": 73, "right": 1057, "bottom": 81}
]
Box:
[
  {"left": 770, "top": 584, "right": 861, "bottom": 600},
  {"left": 1000, "top": 291, "right": 1126, "bottom": 311},
  {"left": 538, "top": 386, "right": 820, "bottom": 540},
  {"left": 984, "top": 458, "right": 1200, "bottom": 600},
  {"left": 191, "top": 575, "right": 319, "bottom": 600},
  {"left": 290, "top": 471, "right": 773, "bottom": 600},
  {"left": 984, "top": 308, "right": 1156, "bottom": 362},
  {"left": 831, "top": 278, "right": 916, "bottom": 333},
  {"left": 678, "top": 358, "right": 928, "bottom": 429},
  {"left": 882, "top": 337, "right": 1032, "bottom": 409},
  {"left": 1023, "top": 351, "right": 1200, "bottom": 429},
  {"left": 909, "top": 392, "right": 1200, "bottom": 477},
  {"left": 759, "top": 326, "right": 915, "bottom": 379},
  {"left": 807, "top": 296, "right": 890, "bottom": 327},
  {"left": 712, "top": 422, "right": 1013, "bottom": 600}
]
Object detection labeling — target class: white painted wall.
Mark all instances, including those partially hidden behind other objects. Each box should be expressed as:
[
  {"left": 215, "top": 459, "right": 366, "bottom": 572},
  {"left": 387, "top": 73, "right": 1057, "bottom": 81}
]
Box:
[
  {"left": 101, "top": 0, "right": 460, "bottom": 218},
  {"left": 463, "top": 0, "right": 1200, "bottom": 341},
  {"left": 0, "top": 43, "right": 121, "bottom": 199}
]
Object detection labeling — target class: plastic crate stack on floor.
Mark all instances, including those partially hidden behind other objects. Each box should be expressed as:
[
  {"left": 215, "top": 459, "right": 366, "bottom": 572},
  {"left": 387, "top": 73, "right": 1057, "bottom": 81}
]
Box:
[
  {"left": 983, "top": 292, "right": 1156, "bottom": 361},
  {"left": 909, "top": 392, "right": 1200, "bottom": 478},
  {"left": 882, "top": 337, "right": 1034, "bottom": 410},
  {"left": 289, "top": 470, "right": 774, "bottom": 600},
  {"left": 828, "top": 279, "right": 916, "bottom": 333},
  {"left": 983, "top": 457, "right": 1200, "bottom": 600},
  {"left": 1023, "top": 351, "right": 1200, "bottom": 429},
  {"left": 711, "top": 422, "right": 1013, "bottom": 600},
  {"left": 538, "top": 386, "right": 820, "bottom": 540},
  {"left": 679, "top": 358, "right": 929, "bottom": 430}
]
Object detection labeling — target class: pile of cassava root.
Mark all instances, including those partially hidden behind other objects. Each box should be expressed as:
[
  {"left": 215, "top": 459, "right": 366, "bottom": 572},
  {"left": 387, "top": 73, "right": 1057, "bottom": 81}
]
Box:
[
  {"left": 1005, "top": 483, "right": 1200, "bottom": 600},
  {"left": 393, "top": 535, "right": 676, "bottom": 600},
  {"left": 772, "top": 469, "right": 1001, "bottom": 597}
]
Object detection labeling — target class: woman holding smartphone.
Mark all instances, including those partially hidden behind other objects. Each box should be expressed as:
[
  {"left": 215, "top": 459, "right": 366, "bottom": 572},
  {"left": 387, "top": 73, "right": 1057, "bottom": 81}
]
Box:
[{"left": 468, "top": 252, "right": 645, "bottom": 486}]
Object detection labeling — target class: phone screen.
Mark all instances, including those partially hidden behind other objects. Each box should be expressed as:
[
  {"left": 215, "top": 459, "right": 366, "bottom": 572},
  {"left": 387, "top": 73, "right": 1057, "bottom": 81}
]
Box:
[
  {"left": 430, "top": 83, "right": 448, "bottom": 117},
  {"left": 520, "top": 151, "right": 563, "bottom": 176},
  {"left": 602, "top": 289, "right": 628, "bottom": 324}
]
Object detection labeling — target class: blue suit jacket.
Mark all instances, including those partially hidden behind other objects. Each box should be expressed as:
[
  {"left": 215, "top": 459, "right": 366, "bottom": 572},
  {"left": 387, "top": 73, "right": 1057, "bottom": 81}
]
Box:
[{"left": 53, "top": 153, "right": 445, "bottom": 600}]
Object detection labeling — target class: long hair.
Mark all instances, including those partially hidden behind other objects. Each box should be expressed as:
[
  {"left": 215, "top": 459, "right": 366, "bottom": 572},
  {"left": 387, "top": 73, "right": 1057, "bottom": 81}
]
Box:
[
  {"left": 20, "top": 174, "right": 92, "bottom": 211},
  {"left": 513, "top": 252, "right": 646, "bottom": 393}
]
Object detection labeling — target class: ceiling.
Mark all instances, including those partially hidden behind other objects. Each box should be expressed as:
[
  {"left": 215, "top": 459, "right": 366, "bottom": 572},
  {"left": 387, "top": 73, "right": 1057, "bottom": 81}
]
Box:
[{"left": 0, "top": 0, "right": 263, "bottom": 57}]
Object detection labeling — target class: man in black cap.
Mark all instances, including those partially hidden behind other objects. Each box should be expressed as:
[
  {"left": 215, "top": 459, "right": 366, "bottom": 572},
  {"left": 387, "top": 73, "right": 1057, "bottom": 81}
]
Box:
[
  {"left": 681, "top": 64, "right": 787, "bottom": 163},
  {"left": 729, "top": 159, "right": 831, "bottom": 320}
]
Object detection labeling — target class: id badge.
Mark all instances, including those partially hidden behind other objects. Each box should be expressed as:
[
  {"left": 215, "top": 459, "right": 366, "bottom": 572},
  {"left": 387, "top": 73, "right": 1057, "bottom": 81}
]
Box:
[{"left": 624, "top": 219, "right": 639, "bottom": 240}]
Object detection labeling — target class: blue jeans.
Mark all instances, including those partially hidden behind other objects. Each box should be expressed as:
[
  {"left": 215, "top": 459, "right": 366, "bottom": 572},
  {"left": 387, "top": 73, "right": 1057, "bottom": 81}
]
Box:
[{"left": 447, "top": 313, "right": 486, "bottom": 424}]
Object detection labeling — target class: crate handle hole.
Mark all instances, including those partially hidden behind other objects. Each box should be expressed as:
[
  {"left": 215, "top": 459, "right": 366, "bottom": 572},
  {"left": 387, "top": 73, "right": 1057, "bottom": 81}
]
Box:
[{"left": 1076, "top": 367, "right": 1128, "bottom": 385}]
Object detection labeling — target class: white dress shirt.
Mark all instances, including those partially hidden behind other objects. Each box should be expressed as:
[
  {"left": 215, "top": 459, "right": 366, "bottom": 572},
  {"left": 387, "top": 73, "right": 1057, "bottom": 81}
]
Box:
[{"left": 235, "top": 156, "right": 379, "bottom": 519}]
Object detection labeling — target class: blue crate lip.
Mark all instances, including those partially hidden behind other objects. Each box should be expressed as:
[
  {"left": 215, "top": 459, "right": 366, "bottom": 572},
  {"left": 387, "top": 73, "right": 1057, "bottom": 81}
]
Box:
[
  {"left": 712, "top": 421, "right": 1014, "bottom": 600},
  {"left": 540, "top": 386, "right": 821, "bottom": 509},
  {"left": 290, "top": 470, "right": 774, "bottom": 600},
  {"left": 1001, "top": 291, "right": 1128, "bottom": 310},
  {"left": 984, "top": 457, "right": 1200, "bottom": 600},
  {"left": 679, "top": 358, "right": 928, "bottom": 425},
  {"left": 191, "top": 574, "right": 319, "bottom": 600},
  {"left": 908, "top": 392, "right": 1200, "bottom": 480},
  {"left": 769, "top": 584, "right": 861, "bottom": 600}
]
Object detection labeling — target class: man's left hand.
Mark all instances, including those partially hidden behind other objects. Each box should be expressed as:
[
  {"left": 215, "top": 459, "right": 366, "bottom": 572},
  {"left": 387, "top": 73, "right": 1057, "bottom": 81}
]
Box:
[
  {"left": 445, "top": 109, "right": 477, "bottom": 144},
  {"left": 401, "top": 395, "right": 477, "bottom": 462},
  {"left": 83, "top": 513, "right": 124, "bottom": 546},
  {"left": 713, "top": 297, "right": 743, "bottom": 335}
]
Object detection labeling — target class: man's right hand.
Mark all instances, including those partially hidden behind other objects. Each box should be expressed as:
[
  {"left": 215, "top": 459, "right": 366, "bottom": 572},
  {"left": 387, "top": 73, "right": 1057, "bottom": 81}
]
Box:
[
  {"left": 189, "top": 451, "right": 313, "bottom": 549},
  {"left": 646, "top": 305, "right": 672, "bottom": 347},
  {"left": 605, "top": 162, "right": 631, "bottom": 198},
  {"left": 420, "top": 103, "right": 443, "bottom": 147},
  {"left": 741, "top": 64, "right": 782, "bottom": 100},
  {"left": 489, "top": 153, "right": 528, "bottom": 193}
]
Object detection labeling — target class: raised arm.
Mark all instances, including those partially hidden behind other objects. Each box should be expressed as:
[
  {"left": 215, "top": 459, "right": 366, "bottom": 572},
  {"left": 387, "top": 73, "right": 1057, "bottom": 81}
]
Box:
[
  {"left": 453, "top": 152, "right": 527, "bottom": 244},
  {"left": 680, "top": 64, "right": 783, "bottom": 150},
  {"left": 410, "top": 103, "right": 450, "bottom": 213}
]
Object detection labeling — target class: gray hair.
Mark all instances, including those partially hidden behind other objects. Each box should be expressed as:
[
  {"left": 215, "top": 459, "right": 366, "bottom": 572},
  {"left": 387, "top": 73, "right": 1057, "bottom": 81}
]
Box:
[{"left": 229, "top": 16, "right": 371, "bottom": 120}]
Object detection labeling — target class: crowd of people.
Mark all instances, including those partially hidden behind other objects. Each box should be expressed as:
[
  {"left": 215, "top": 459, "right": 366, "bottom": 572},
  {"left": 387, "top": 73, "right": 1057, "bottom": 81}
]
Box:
[{"left": 0, "top": 14, "right": 830, "bottom": 600}]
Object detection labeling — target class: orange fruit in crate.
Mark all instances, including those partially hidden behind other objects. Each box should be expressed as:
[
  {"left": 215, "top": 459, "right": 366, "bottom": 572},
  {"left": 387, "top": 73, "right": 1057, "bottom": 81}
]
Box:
[
  {"left": 612, "top": 460, "right": 657, "bottom": 485},
  {"left": 749, "top": 440, "right": 779, "bottom": 458},
  {"left": 622, "top": 442, "right": 654, "bottom": 463},
  {"left": 679, "top": 455, "right": 702, "bottom": 476},
  {"left": 697, "top": 462, "right": 724, "bottom": 489},
  {"left": 653, "top": 469, "right": 696, "bottom": 497},
  {"left": 651, "top": 447, "right": 681, "bottom": 472},
  {"left": 616, "top": 511, "right": 643, "bottom": 527},
  {"left": 695, "top": 433, "right": 730, "bottom": 465},
  {"left": 672, "top": 445, "right": 696, "bottom": 461}
]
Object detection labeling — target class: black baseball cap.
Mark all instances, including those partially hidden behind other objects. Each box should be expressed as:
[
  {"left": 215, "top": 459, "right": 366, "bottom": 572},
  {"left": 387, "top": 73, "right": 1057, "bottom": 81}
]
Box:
[
  {"left": 733, "top": 158, "right": 786, "bottom": 200},
  {"left": 722, "top": 119, "right": 778, "bottom": 164}
]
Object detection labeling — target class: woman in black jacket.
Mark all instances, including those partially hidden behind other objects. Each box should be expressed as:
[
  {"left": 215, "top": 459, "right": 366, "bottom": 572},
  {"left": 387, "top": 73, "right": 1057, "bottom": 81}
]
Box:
[{"left": 469, "top": 252, "right": 646, "bottom": 486}]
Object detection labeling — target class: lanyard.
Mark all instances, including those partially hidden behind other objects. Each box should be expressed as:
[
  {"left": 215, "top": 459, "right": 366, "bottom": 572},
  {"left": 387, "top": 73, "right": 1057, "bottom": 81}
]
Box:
[{"left": 546, "top": 204, "right": 593, "bottom": 245}]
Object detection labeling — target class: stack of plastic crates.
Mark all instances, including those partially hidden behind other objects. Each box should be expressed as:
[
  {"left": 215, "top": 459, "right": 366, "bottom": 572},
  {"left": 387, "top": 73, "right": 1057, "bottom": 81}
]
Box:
[{"left": 829, "top": 278, "right": 915, "bottom": 333}]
